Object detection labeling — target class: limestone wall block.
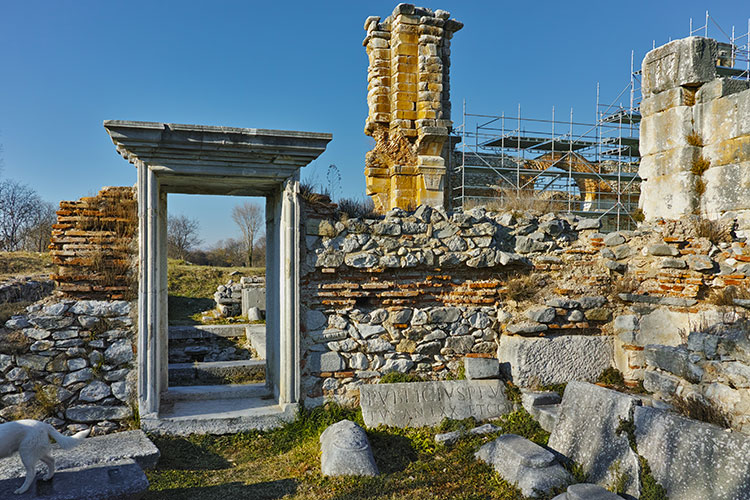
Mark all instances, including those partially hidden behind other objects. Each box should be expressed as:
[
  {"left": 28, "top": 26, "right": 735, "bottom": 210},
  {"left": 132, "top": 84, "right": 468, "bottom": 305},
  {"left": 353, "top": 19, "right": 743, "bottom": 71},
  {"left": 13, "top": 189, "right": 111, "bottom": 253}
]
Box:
[
  {"left": 639, "top": 105, "right": 693, "bottom": 156},
  {"left": 640, "top": 87, "right": 692, "bottom": 116},
  {"left": 638, "top": 146, "right": 700, "bottom": 179},
  {"left": 693, "top": 93, "right": 740, "bottom": 146},
  {"left": 639, "top": 172, "right": 698, "bottom": 219},
  {"left": 737, "top": 88, "right": 750, "bottom": 137},
  {"left": 641, "top": 36, "right": 717, "bottom": 97},
  {"left": 702, "top": 162, "right": 750, "bottom": 217},
  {"left": 703, "top": 136, "right": 750, "bottom": 168},
  {"left": 696, "top": 77, "right": 750, "bottom": 104}
]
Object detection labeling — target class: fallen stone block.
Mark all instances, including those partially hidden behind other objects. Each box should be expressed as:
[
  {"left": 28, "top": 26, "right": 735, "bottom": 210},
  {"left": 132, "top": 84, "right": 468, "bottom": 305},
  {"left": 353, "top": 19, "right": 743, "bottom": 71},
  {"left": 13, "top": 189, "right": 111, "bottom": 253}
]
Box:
[
  {"left": 476, "top": 434, "right": 572, "bottom": 498},
  {"left": 0, "top": 459, "right": 148, "bottom": 500},
  {"left": 435, "top": 430, "right": 462, "bottom": 445},
  {"left": 521, "top": 390, "right": 562, "bottom": 433},
  {"left": 635, "top": 405, "right": 750, "bottom": 500},
  {"left": 547, "top": 382, "right": 641, "bottom": 498},
  {"left": 463, "top": 356, "right": 499, "bottom": 380},
  {"left": 0, "top": 430, "right": 160, "bottom": 479},
  {"left": 360, "top": 380, "right": 512, "bottom": 428},
  {"left": 498, "top": 335, "right": 613, "bottom": 387},
  {"left": 551, "top": 483, "right": 624, "bottom": 500},
  {"left": 320, "top": 420, "right": 378, "bottom": 477}
]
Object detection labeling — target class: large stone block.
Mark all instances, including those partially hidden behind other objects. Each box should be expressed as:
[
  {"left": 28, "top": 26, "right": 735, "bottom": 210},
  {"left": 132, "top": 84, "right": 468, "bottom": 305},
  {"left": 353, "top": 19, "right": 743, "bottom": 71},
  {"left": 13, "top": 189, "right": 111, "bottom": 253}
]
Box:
[
  {"left": 320, "top": 420, "right": 378, "bottom": 477},
  {"left": 476, "top": 434, "right": 572, "bottom": 498},
  {"left": 694, "top": 92, "right": 740, "bottom": 146},
  {"left": 0, "top": 459, "right": 148, "bottom": 500},
  {"left": 696, "top": 77, "right": 750, "bottom": 104},
  {"left": 360, "top": 380, "right": 511, "bottom": 428},
  {"left": 640, "top": 86, "right": 691, "bottom": 116},
  {"left": 548, "top": 382, "right": 641, "bottom": 497},
  {"left": 641, "top": 37, "right": 717, "bottom": 97},
  {"left": 635, "top": 405, "right": 750, "bottom": 500},
  {"left": 639, "top": 171, "right": 698, "bottom": 220},
  {"left": 497, "top": 335, "right": 613, "bottom": 387},
  {"left": 702, "top": 136, "right": 750, "bottom": 169},
  {"left": 639, "top": 105, "right": 693, "bottom": 156},
  {"left": 463, "top": 356, "right": 500, "bottom": 380},
  {"left": 638, "top": 146, "right": 700, "bottom": 179},
  {"left": 703, "top": 162, "right": 750, "bottom": 217}
]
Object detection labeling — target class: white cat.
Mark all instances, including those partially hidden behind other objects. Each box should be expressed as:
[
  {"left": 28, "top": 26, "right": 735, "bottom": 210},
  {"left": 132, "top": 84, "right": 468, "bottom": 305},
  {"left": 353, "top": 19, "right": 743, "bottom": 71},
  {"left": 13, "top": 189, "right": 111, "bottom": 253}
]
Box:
[{"left": 0, "top": 420, "right": 89, "bottom": 494}]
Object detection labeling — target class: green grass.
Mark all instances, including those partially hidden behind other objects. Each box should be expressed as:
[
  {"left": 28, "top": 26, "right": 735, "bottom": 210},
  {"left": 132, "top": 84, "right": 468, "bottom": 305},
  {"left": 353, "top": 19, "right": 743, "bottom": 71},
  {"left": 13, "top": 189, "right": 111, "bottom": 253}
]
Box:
[
  {"left": 167, "top": 259, "right": 264, "bottom": 325},
  {"left": 0, "top": 251, "right": 53, "bottom": 281},
  {"left": 145, "top": 405, "right": 553, "bottom": 500}
]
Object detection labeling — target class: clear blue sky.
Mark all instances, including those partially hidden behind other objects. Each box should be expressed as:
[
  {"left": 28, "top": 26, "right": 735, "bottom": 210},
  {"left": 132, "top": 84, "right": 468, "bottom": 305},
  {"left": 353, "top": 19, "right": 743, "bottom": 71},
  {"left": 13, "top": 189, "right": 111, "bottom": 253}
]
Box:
[{"left": 1, "top": 1, "right": 745, "bottom": 247}]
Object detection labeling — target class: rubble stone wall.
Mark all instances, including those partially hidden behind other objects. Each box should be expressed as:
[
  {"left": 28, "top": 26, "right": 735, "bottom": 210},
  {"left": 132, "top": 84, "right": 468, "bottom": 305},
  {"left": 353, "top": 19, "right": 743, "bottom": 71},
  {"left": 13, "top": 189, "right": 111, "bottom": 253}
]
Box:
[
  {"left": 0, "top": 299, "right": 136, "bottom": 435},
  {"left": 300, "top": 199, "right": 750, "bottom": 431},
  {"left": 363, "top": 4, "right": 462, "bottom": 212},
  {"left": 639, "top": 36, "right": 750, "bottom": 222},
  {"left": 50, "top": 186, "right": 137, "bottom": 300}
]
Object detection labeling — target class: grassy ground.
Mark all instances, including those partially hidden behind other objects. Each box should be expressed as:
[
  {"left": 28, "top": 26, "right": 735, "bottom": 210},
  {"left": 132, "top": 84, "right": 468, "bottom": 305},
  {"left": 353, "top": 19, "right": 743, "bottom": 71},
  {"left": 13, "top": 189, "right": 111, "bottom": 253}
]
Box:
[
  {"left": 167, "top": 259, "right": 264, "bottom": 326},
  {"left": 0, "top": 251, "right": 53, "bottom": 281},
  {"left": 145, "top": 404, "right": 557, "bottom": 500}
]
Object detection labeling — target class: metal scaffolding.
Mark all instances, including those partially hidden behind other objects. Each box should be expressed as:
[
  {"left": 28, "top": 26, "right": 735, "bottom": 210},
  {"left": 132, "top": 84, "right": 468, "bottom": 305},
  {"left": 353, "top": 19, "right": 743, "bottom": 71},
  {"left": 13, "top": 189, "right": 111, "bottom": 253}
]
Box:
[
  {"left": 450, "top": 69, "right": 643, "bottom": 230},
  {"left": 450, "top": 14, "right": 750, "bottom": 231}
]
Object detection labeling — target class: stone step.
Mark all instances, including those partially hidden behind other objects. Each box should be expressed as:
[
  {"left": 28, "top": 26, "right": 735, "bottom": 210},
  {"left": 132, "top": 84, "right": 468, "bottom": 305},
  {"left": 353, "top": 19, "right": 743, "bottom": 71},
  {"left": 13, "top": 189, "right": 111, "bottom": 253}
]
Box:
[
  {"left": 168, "top": 324, "right": 249, "bottom": 340},
  {"left": 168, "top": 359, "right": 265, "bottom": 386},
  {"left": 143, "top": 398, "right": 297, "bottom": 436},
  {"left": 0, "top": 430, "right": 159, "bottom": 477},
  {"left": 245, "top": 324, "right": 266, "bottom": 359},
  {"left": 163, "top": 383, "right": 270, "bottom": 402},
  {"left": 0, "top": 430, "right": 159, "bottom": 498},
  {"left": 0, "top": 460, "right": 148, "bottom": 500}
]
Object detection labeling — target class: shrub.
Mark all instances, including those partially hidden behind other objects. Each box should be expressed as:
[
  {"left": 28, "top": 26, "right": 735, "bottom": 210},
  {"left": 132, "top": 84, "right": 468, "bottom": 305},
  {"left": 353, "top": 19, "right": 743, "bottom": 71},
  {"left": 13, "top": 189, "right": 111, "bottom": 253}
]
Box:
[
  {"left": 337, "top": 197, "right": 377, "bottom": 219},
  {"left": 379, "top": 372, "right": 425, "bottom": 384},
  {"left": 694, "top": 218, "right": 732, "bottom": 244},
  {"left": 694, "top": 176, "right": 706, "bottom": 195},
  {"left": 686, "top": 131, "right": 704, "bottom": 147},
  {"left": 504, "top": 273, "right": 542, "bottom": 302},
  {"left": 0, "top": 330, "right": 31, "bottom": 355},
  {"left": 299, "top": 183, "right": 330, "bottom": 204},
  {"left": 597, "top": 367, "right": 626, "bottom": 388},
  {"left": 671, "top": 394, "right": 731, "bottom": 429},
  {"left": 708, "top": 285, "right": 750, "bottom": 307}
]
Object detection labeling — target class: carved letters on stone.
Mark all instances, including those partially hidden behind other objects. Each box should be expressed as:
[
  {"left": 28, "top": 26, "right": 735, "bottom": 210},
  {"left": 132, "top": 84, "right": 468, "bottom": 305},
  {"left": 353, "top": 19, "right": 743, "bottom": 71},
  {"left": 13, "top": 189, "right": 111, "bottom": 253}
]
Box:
[{"left": 360, "top": 380, "right": 511, "bottom": 428}]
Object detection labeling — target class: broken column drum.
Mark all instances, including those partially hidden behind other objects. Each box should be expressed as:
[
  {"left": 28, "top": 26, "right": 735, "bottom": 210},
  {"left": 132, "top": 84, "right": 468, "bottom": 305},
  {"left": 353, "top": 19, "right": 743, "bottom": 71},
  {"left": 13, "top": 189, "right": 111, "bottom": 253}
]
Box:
[{"left": 363, "top": 4, "right": 463, "bottom": 212}]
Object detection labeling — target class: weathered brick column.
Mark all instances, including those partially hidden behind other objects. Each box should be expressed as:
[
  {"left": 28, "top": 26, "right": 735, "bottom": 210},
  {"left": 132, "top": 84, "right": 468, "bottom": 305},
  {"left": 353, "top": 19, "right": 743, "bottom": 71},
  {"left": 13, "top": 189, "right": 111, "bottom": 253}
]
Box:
[{"left": 363, "top": 4, "right": 462, "bottom": 212}]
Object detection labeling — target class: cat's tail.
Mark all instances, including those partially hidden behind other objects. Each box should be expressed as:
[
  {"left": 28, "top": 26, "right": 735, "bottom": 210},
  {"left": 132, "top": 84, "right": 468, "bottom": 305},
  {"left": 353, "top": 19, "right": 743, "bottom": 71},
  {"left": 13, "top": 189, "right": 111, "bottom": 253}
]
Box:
[{"left": 45, "top": 424, "right": 90, "bottom": 450}]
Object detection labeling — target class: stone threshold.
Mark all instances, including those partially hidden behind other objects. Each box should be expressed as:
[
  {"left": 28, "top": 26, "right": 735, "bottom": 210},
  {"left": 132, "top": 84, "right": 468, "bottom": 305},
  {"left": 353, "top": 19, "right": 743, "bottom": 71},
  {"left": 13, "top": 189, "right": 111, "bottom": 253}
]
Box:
[{"left": 143, "top": 397, "right": 297, "bottom": 436}]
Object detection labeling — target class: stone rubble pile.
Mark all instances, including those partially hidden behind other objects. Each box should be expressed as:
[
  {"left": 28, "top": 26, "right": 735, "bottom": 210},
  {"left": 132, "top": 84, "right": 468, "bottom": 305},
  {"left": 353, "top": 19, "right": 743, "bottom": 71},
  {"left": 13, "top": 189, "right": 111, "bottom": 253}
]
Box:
[{"left": 0, "top": 299, "right": 135, "bottom": 434}]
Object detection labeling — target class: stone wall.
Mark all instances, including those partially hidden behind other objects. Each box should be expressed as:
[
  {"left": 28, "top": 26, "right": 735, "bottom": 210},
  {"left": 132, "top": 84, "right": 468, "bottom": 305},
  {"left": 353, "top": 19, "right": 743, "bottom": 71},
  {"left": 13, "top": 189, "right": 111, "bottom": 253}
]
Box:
[
  {"left": 0, "top": 278, "right": 54, "bottom": 305},
  {"left": 50, "top": 186, "right": 137, "bottom": 300},
  {"left": 639, "top": 36, "right": 750, "bottom": 222},
  {"left": 363, "top": 4, "right": 462, "bottom": 212},
  {"left": 0, "top": 298, "right": 136, "bottom": 435},
  {"left": 300, "top": 199, "right": 750, "bottom": 431}
]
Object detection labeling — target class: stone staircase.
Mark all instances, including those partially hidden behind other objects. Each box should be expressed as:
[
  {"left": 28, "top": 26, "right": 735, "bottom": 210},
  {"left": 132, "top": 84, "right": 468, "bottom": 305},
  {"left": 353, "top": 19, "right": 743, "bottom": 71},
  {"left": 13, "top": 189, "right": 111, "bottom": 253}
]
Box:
[{"left": 141, "top": 323, "right": 294, "bottom": 435}]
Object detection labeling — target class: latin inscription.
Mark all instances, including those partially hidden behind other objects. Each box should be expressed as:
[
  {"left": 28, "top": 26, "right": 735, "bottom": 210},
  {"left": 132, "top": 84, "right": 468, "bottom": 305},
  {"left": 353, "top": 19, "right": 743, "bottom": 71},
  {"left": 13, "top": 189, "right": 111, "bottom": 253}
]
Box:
[{"left": 360, "top": 380, "right": 511, "bottom": 428}]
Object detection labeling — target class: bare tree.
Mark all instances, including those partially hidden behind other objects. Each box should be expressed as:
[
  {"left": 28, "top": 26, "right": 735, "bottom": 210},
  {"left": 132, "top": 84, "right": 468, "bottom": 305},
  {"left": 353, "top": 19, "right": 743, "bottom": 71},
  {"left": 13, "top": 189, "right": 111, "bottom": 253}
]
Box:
[
  {"left": 0, "top": 179, "right": 42, "bottom": 251},
  {"left": 22, "top": 201, "right": 57, "bottom": 252},
  {"left": 167, "top": 214, "right": 202, "bottom": 260},
  {"left": 231, "top": 201, "right": 263, "bottom": 267}
]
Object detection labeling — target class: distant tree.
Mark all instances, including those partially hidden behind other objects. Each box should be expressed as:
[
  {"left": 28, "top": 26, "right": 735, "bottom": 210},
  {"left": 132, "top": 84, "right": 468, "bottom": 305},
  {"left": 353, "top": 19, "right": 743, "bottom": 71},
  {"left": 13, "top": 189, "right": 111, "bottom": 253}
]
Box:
[
  {"left": 231, "top": 201, "right": 264, "bottom": 267},
  {"left": 252, "top": 235, "right": 266, "bottom": 268},
  {"left": 0, "top": 179, "right": 42, "bottom": 251},
  {"left": 22, "top": 201, "right": 56, "bottom": 252},
  {"left": 167, "top": 214, "right": 202, "bottom": 260}
]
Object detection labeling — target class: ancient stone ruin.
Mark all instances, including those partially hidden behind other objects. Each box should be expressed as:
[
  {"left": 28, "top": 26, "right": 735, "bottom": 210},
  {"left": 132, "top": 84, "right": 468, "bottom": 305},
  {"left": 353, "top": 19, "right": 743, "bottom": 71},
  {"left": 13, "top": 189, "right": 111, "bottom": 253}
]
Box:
[
  {"left": 2, "top": 5, "right": 750, "bottom": 498},
  {"left": 639, "top": 36, "right": 750, "bottom": 222},
  {"left": 363, "top": 4, "right": 462, "bottom": 212}
]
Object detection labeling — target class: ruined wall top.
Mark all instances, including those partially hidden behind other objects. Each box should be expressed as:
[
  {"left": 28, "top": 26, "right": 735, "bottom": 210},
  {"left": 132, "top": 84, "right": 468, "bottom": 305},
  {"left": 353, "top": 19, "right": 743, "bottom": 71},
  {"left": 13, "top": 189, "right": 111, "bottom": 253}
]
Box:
[{"left": 363, "top": 4, "right": 462, "bottom": 213}]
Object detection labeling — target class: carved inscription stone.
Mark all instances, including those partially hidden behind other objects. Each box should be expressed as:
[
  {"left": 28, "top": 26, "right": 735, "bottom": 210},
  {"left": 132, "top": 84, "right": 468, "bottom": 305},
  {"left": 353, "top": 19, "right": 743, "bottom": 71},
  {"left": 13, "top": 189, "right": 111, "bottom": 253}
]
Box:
[{"left": 360, "top": 380, "right": 511, "bottom": 428}]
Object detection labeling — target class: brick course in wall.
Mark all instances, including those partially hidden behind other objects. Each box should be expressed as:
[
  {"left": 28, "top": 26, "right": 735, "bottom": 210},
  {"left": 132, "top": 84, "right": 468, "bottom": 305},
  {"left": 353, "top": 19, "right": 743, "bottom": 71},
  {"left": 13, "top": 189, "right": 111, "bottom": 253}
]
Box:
[{"left": 49, "top": 186, "right": 137, "bottom": 300}]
